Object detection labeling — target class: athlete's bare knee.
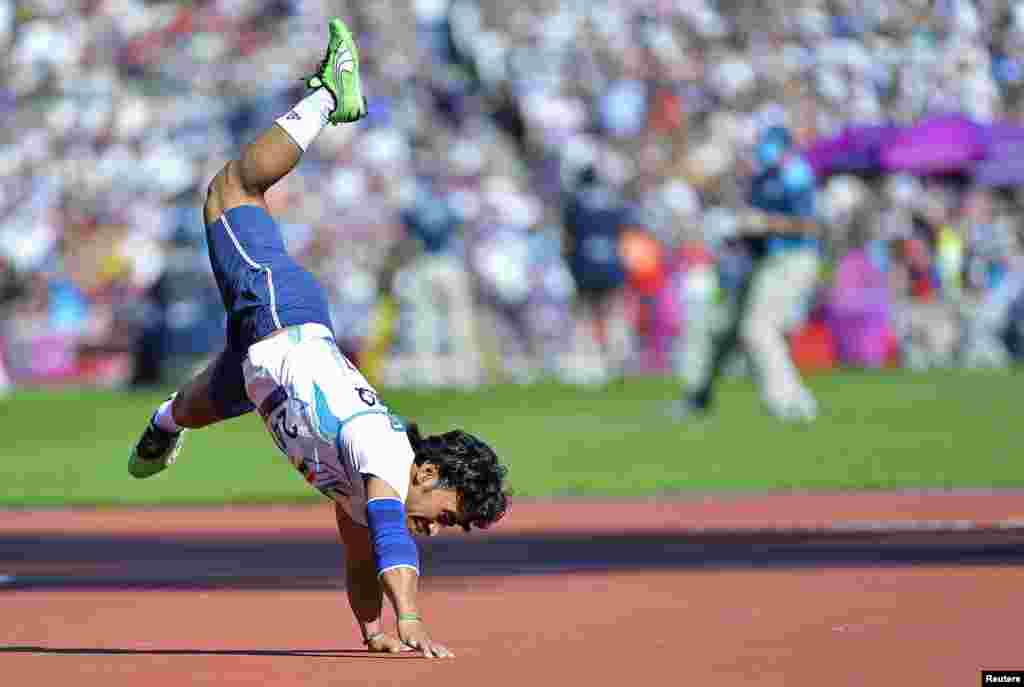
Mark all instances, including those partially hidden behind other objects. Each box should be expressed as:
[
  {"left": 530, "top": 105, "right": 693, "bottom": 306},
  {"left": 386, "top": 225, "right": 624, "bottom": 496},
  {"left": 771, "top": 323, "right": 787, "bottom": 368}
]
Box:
[
  {"left": 227, "top": 157, "right": 269, "bottom": 196},
  {"left": 213, "top": 159, "right": 266, "bottom": 208}
]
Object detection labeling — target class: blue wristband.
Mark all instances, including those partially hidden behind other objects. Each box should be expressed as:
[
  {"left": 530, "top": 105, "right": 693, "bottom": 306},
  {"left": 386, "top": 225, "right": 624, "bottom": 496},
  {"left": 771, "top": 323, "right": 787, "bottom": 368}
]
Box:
[{"left": 365, "top": 497, "right": 419, "bottom": 577}]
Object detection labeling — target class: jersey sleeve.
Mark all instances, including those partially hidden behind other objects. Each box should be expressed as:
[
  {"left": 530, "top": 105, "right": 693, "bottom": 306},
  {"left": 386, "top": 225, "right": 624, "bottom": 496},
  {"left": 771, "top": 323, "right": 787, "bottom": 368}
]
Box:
[{"left": 342, "top": 415, "right": 416, "bottom": 505}]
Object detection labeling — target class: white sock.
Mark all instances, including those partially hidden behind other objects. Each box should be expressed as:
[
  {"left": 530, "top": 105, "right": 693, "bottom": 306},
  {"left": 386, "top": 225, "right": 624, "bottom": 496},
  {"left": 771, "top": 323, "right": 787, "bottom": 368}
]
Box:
[
  {"left": 275, "top": 89, "right": 336, "bottom": 151},
  {"left": 153, "top": 398, "right": 181, "bottom": 433}
]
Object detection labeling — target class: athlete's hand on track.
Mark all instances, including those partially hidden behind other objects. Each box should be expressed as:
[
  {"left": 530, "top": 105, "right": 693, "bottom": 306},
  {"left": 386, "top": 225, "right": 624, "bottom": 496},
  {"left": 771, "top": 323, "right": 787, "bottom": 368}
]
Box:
[
  {"left": 398, "top": 618, "right": 455, "bottom": 658},
  {"left": 365, "top": 632, "right": 413, "bottom": 654}
]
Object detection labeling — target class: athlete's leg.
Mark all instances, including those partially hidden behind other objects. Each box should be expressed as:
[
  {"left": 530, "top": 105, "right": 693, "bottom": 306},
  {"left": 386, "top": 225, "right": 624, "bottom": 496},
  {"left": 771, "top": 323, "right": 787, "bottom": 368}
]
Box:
[
  {"left": 130, "top": 92, "right": 323, "bottom": 477},
  {"left": 202, "top": 122, "right": 304, "bottom": 224},
  {"left": 129, "top": 18, "right": 366, "bottom": 478},
  {"left": 170, "top": 355, "right": 226, "bottom": 428},
  {"left": 205, "top": 16, "right": 365, "bottom": 224},
  {"left": 134, "top": 118, "right": 313, "bottom": 441},
  {"left": 128, "top": 348, "right": 252, "bottom": 478},
  {"left": 130, "top": 113, "right": 324, "bottom": 471}
]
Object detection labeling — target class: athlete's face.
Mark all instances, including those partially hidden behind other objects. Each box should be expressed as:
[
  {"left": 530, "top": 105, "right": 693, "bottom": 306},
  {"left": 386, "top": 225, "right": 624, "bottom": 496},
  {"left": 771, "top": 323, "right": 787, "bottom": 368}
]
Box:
[{"left": 405, "top": 462, "right": 464, "bottom": 537}]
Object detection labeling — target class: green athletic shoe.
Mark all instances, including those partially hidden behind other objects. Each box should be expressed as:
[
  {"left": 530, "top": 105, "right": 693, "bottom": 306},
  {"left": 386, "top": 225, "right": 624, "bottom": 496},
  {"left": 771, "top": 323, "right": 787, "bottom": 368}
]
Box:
[
  {"left": 128, "top": 396, "right": 187, "bottom": 479},
  {"left": 306, "top": 17, "right": 367, "bottom": 124}
]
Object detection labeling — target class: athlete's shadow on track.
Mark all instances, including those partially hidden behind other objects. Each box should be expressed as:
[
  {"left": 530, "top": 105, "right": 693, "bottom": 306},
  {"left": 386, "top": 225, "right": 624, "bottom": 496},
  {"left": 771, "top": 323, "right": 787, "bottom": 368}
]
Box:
[{"left": 0, "top": 646, "right": 420, "bottom": 659}]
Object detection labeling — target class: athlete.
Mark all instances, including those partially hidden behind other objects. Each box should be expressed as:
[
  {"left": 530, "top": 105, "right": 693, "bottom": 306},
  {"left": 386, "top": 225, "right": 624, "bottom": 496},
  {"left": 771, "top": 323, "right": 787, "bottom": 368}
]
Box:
[{"left": 127, "top": 18, "right": 509, "bottom": 659}]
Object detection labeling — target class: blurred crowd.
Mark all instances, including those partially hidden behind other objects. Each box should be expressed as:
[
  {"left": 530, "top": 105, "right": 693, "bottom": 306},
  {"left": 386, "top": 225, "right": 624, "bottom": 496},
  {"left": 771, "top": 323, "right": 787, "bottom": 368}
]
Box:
[{"left": 5, "top": 0, "right": 1024, "bottom": 396}]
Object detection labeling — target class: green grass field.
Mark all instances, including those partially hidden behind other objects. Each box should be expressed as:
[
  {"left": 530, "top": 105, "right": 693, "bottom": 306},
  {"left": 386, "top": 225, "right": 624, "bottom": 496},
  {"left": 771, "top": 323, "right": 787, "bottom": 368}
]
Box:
[{"left": 1, "top": 369, "right": 1021, "bottom": 506}]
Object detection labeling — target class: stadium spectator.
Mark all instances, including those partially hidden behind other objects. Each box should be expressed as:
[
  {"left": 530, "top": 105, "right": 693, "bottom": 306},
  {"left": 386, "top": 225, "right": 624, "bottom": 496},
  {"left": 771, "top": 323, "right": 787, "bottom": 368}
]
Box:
[
  {"left": 824, "top": 206, "right": 896, "bottom": 369},
  {"left": 7, "top": 0, "right": 1024, "bottom": 393},
  {"left": 387, "top": 173, "right": 482, "bottom": 388},
  {"left": 678, "top": 125, "right": 822, "bottom": 422},
  {"left": 561, "top": 163, "right": 634, "bottom": 385}
]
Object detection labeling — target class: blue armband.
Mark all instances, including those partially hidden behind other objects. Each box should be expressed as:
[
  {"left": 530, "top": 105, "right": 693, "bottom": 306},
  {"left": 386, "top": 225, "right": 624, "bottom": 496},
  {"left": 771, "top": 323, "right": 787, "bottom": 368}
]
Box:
[{"left": 365, "top": 497, "right": 420, "bottom": 577}]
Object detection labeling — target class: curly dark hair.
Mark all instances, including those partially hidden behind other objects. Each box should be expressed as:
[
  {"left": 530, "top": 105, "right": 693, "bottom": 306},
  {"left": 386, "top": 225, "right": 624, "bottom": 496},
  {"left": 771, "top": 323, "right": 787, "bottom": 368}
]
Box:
[{"left": 405, "top": 423, "right": 509, "bottom": 531}]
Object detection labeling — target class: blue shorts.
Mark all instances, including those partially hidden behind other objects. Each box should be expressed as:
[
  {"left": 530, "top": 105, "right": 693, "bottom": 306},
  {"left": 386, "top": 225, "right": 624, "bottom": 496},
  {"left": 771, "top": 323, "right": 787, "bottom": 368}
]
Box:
[{"left": 205, "top": 205, "right": 335, "bottom": 419}]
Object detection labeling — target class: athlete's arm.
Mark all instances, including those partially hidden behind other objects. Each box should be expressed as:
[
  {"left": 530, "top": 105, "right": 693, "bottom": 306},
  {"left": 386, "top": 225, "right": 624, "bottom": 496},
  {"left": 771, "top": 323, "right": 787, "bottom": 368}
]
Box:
[
  {"left": 335, "top": 503, "right": 408, "bottom": 652},
  {"left": 365, "top": 476, "right": 453, "bottom": 658}
]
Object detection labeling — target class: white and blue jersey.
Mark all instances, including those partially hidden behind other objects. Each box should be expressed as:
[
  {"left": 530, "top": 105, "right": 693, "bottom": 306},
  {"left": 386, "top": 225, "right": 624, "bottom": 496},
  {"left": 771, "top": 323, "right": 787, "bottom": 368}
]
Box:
[{"left": 243, "top": 324, "right": 414, "bottom": 525}]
